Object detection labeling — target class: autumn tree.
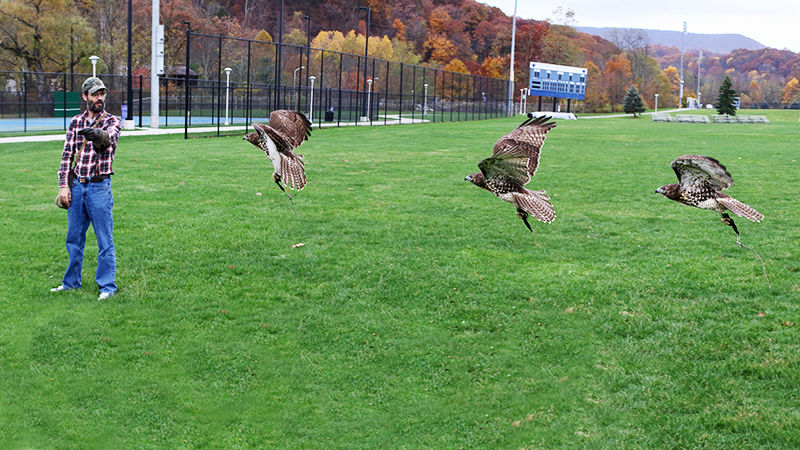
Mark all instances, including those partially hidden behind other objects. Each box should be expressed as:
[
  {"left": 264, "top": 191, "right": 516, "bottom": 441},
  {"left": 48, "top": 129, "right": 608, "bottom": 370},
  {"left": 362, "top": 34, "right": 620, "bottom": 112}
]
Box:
[
  {"left": 423, "top": 34, "right": 456, "bottom": 64},
  {"left": 603, "top": 53, "right": 633, "bottom": 111},
  {"left": 781, "top": 77, "right": 800, "bottom": 103},
  {"left": 392, "top": 18, "right": 406, "bottom": 41},
  {"left": 0, "top": 0, "right": 98, "bottom": 98},
  {"left": 748, "top": 79, "right": 764, "bottom": 104},
  {"left": 478, "top": 55, "right": 507, "bottom": 79},
  {"left": 623, "top": 85, "right": 645, "bottom": 117},
  {"left": 582, "top": 60, "right": 608, "bottom": 112},
  {"left": 715, "top": 76, "right": 737, "bottom": 116}
]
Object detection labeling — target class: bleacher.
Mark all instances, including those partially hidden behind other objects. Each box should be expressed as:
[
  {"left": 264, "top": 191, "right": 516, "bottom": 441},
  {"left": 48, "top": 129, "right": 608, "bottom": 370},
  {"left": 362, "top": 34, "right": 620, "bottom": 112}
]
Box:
[
  {"left": 711, "top": 114, "right": 769, "bottom": 124},
  {"left": 652, "top": 113, "right": 674, "bottom": 122},
  {"left": 675, "top": 114, "right": 710, "bottom": 123},
  {"left": 652, "top": 113, "right": 710, "bottom": 123}
]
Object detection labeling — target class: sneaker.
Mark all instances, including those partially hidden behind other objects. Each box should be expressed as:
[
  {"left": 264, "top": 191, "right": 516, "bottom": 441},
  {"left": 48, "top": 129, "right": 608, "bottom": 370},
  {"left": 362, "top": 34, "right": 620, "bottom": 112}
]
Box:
[
  {"left": 50, "top": 285, "right": 69, "bottom": 292},
  {"left": 98, "top": 291, "right": 114, "bottom": 301}
]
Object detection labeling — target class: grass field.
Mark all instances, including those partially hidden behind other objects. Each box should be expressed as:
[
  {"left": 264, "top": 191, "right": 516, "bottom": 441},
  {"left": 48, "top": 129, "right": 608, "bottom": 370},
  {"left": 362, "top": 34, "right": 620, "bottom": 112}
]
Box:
[{"left": 1, "top": 110, "right": 799, "bottom": 447}]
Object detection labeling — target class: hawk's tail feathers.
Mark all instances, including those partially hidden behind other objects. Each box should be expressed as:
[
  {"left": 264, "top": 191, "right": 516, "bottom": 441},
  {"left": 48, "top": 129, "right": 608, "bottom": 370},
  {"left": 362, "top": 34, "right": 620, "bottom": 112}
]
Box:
[
  {"left": 718, "top": 197, "right": 763, "bottom": 222},
  {"left": 280, "top": 154, "right": 307, "bottom": 191},
  {"left": 513, "top": 190, "right": 555, "bottom": 224}
]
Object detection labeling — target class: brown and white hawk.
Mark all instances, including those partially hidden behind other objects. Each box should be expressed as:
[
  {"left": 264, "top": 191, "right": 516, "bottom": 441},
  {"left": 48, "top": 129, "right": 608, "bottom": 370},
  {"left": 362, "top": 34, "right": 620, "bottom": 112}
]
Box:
[
  {"left": 656, "top": 154, "right": 763, "bottom": 236},
  {"left": 465, "top": 114, "right": 557, "bottom": 232},
  {"left": 244, "top": 110, "right": 311, "bottom": 202}
]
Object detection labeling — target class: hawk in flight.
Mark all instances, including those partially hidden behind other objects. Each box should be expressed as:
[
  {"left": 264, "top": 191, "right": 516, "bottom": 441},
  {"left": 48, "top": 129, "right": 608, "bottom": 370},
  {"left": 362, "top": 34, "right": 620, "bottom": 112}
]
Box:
[
  {"left": 465, "top": 114, "right": 557, "bottom": 232},
  {"left": 244, "top": 110, "right": 312, "bottom": 203},
  {"left": 656, "top": 155, "right": 763, "bottom": 237}
]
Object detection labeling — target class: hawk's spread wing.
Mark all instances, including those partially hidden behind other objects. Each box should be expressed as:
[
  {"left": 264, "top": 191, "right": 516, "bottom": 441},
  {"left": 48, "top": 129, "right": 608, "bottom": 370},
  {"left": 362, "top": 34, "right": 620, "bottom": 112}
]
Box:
[
  {"left": 492, "top": 115, "right": 556, "bottom": 177},
  {"left": 267, "top": 110, "right": 311, "bottom": 149},
  {"left": 478, "top": 145, "right": 531, "bottom": 189},
  {"left": 671, "top": 155, "right": 733, "bottom": 191}
]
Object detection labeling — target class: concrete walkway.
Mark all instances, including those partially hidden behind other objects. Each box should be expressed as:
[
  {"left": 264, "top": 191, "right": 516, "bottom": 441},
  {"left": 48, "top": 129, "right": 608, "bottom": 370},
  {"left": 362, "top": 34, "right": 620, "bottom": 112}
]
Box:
[
  {"left": 578, "top": 108, "right": 688, "bottom": 119},
  {"left": 0, "top": 114, "right": 429, "bottom": 144}
]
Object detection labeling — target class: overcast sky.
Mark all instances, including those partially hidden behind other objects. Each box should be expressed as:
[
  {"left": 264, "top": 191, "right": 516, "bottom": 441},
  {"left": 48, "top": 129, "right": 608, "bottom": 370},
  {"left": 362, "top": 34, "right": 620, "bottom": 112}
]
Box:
[{"left": 481, "top": 0, "right": 799, "bottom": 53}]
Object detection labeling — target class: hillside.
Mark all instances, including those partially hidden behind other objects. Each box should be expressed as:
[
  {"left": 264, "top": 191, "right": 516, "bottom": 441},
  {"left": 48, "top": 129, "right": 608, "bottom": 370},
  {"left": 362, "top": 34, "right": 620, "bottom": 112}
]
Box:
[{"left": 575, "top": 26, "right": 765, "bottom": 54}]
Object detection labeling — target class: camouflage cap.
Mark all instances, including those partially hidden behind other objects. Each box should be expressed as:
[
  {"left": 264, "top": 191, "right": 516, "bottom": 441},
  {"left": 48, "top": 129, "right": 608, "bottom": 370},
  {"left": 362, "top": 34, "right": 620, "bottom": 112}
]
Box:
[{"left": 81, "top": 77, "right": 107, "bottom": 94}]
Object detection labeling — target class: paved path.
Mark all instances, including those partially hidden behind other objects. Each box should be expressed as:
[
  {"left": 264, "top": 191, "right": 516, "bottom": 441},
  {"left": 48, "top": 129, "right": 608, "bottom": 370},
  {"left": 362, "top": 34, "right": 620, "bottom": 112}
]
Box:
[
  {"left": 578, "top": 108, "right": 688, "bottom": 119},
  {"left": 0, "top": 114, "right": 428, "bottom": 144}
]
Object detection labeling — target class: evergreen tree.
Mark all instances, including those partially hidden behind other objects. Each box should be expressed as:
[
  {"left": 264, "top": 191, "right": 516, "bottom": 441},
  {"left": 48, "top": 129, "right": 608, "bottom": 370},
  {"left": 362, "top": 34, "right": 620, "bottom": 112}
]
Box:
[
  {"left": 623, "top": 85, "right": 646, "bottom": 117},
  {"left": 716, "top": 76, "right": 738, "bottom": 116}
]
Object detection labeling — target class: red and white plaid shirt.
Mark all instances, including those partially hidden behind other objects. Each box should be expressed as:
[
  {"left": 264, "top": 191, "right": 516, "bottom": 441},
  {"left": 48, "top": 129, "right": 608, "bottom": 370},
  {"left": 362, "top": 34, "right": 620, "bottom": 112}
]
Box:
[{"left": 58, "top": 110, "right": 122, "bottom": 188}]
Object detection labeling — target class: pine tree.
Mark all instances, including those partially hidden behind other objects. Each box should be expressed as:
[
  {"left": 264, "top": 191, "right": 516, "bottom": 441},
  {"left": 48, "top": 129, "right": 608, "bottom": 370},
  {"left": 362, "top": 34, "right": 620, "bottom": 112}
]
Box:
[
  {"left": 623, "top": 85, "right": 646, "bottom": 117},
  {"left": 716, "top": 76, "right": 738, "bottom": 116}
]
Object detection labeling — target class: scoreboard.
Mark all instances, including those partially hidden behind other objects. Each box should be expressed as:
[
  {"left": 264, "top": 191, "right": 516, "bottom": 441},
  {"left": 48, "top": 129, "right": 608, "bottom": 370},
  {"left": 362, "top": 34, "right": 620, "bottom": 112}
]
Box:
[{"left": 528, "top": 62, "right": 587, "bottom": 100}]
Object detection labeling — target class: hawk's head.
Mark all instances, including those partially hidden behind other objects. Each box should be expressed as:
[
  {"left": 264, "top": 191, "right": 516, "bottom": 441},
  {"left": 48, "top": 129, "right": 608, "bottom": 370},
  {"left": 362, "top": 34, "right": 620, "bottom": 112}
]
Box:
[
  {"left": 656, "top": 183, "right": 681, "bottom": 200},
  {"left": 243, "top": 131, "right": 260, "bottom": 147},
  {"left": 465, "top": 172, "right": 488, "bottom": 189}
]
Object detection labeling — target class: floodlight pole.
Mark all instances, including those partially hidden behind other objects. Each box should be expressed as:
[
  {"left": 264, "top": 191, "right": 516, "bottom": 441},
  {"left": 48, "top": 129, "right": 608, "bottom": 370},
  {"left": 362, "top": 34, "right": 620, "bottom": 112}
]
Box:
[
  {"left": 654, "top": 93, "right": 659, "bottom": 113},
  {"left": 679, "top": 21, "right": 686, "bottom": 108},
  {"left": 697, "top": 50, "right": 702, "bottom": 108},
  {"left": 507, "top": 0, "right": 517, "bottom": 117},
  {"left": 150, "top": 0, "right": 160, "bottom": 128},
  {"left": 359, "top": 6, "right": 371, "bottom": 119}
]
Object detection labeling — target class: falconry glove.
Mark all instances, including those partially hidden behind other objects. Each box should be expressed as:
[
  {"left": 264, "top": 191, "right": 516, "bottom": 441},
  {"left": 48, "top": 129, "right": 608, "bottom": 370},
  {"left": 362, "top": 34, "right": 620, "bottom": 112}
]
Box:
[{"left": 77, "top": 127, "right": 111, "bottom": 152}]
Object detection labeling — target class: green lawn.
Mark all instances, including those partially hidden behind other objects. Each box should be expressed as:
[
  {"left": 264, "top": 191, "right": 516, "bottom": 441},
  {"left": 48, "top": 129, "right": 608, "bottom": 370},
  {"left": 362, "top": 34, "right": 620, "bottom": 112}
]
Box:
[{"left": 1, "top": 110, "right": 798, "bottom": 447}]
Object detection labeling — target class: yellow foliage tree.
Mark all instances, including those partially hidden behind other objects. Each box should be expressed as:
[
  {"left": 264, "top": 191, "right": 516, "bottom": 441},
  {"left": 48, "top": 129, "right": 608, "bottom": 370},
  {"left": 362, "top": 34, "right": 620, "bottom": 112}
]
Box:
[
  {"left": 781, "top": 77, "right": 800, "bottom": 103},
  {"left": 254, "top": 30, "right": 273, "bottom": 42},
  {"left": 423, "top": 35, "right": 457, "bottom": 64}
]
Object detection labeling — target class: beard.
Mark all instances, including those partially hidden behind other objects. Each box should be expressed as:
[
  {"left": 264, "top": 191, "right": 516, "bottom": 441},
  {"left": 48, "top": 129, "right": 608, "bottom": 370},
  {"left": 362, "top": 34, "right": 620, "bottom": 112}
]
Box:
[{"left": 87, "top": 99, "right": 104, "bottom": 113}]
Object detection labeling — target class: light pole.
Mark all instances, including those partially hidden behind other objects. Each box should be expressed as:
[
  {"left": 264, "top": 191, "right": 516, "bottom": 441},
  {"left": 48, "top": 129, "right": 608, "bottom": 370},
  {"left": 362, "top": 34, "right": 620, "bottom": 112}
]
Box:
[
  {"left": 679, "top": 21, "right": 686, "bottom": 108},
  {"left": 293, "top": 66, "right": 305, "bottom": 86},
  {"left": 89, "top": 55, "right": 99, "bottom": 77},
  {"left": 507, "top": 0, "right": 517, "bottom": 117},
  {"left": 224, "top": 67, "right": 232, "bottom": 125},
  {"left": 125, "top": 0, "right": 134, "bottom": 129},
  {"left": 654, "top": 93, "right": 659, "bottom": 113},
  {"left": 308, "top": 75, "right": 315, "bottom": 123},
  {"left": 423, "top": 83, "right": 429, "bottom": 116},
  {"left": 366, "top": 78, "right": 373, "bottom": 120},
  {"left": 697, "top": 50, "right": 702, "bottom": 108},
  {"left": 359, "top": 6, "right": 370, "bottom": 119}
]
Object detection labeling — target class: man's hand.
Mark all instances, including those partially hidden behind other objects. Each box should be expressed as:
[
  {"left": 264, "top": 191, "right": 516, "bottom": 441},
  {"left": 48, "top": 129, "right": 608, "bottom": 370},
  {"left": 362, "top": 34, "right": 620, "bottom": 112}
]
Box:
[
  {"left": 77, "top": 127, "right": 111, "bottom": 151},
  {"left": 77, "top": 127, "right": 98, "bottom": 141},
  {"left": 57, "top": 187, "right": 71, "bottom": 208}
]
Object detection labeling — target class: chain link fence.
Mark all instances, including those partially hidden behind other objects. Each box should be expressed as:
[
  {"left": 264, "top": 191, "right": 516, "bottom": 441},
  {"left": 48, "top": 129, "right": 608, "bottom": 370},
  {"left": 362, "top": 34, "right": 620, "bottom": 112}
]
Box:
[{"left": 0, "top": 31, "right": 511, "bottom": 136}]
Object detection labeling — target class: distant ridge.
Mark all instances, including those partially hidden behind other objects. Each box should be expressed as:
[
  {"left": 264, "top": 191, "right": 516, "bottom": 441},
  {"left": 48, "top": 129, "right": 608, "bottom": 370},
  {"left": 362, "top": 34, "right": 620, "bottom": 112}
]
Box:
[{"left": 575, "top": 26, "right": 766, "bottom": 54}]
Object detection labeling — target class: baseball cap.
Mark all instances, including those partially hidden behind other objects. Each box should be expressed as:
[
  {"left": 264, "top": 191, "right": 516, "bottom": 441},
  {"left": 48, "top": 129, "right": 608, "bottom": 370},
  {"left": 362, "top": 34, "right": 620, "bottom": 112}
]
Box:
[{"left": 81, "top": 77, "right": 107, "bottom": 94}]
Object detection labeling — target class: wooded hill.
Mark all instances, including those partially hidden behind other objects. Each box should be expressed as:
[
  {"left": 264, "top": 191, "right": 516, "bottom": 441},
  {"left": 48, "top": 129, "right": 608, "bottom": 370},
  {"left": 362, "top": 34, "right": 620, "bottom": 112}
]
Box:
[{"left": 2, "top": 0, "right": 799, "bottom": 109}]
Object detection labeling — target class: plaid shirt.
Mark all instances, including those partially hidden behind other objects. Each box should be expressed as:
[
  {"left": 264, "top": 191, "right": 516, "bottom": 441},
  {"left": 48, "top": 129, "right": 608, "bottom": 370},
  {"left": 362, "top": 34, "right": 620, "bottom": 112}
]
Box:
[{"left": 58, "top": 110, "right": 122, "bottom": 188}]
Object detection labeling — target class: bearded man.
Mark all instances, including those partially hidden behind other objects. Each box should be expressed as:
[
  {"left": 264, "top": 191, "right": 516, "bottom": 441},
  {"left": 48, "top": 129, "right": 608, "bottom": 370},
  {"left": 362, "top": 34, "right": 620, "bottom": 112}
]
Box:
[{"left": 52, "top": 76, "right": 123, "bottom": 301}]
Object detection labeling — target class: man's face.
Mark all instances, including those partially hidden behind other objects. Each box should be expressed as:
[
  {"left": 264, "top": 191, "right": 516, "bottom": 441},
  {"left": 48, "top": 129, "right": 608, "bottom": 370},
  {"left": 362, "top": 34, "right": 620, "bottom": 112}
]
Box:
[{"left": 83, "top": 89, "right": 107, "bottom": 113}]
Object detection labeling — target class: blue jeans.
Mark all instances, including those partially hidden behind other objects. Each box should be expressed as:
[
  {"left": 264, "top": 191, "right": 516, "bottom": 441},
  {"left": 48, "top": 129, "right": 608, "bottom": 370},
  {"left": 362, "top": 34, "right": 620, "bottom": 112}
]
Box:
[{"left": 62, "top": 178, "right": 116, "bottom": 294}]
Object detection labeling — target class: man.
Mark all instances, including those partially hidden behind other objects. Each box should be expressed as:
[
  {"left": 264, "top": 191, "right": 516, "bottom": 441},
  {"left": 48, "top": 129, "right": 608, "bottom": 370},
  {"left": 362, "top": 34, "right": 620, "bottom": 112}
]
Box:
[{"left": 52, "top": 76, "right": 122, "bottom": 300}]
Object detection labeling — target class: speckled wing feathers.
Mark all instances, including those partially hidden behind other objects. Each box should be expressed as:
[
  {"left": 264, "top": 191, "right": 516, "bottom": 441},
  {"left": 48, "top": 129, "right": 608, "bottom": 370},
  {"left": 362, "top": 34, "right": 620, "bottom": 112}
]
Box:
[
  {"left": 672, "top": 155, "right": 733, "bottom": 191},
  {"left": 268, "top": 110, "right": 311, "bottom": 149},
  {"left": 478, "top": 145, "right": 531, "bottom": 191},
  {"left": 492, "top": 115, "right": 556, "bottom": 177}
]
